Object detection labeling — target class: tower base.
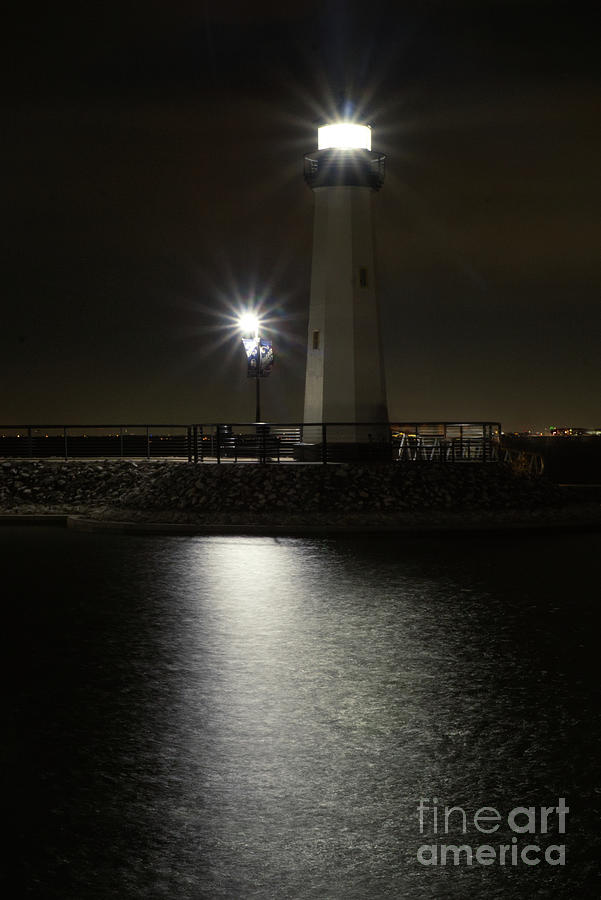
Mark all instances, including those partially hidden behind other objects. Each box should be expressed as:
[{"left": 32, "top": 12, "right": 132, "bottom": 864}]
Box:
[{"left": 293, "top": 440, "right": 392, "bottom": 463}]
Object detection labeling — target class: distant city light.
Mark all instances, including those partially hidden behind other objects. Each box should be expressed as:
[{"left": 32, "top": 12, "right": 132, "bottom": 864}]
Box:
[{"left": 317, "top": 123, "right": 371, "bottom": 151}]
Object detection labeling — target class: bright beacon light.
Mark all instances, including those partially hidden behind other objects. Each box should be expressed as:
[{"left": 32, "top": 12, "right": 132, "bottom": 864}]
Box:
[
  {"left": 317, "top": 123, "right": 371, "bottom": 151},
  {"left": 238, "top": 312, "right": 260, "bottom": 338}
]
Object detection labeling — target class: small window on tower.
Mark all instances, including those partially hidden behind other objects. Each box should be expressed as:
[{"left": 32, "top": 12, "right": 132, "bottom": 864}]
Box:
[
  {"left": 312, "top": 330, "right": 320, "bottom": 350},
  {"left": 359, "top": 267, "right": 368, "bottom": 288}
]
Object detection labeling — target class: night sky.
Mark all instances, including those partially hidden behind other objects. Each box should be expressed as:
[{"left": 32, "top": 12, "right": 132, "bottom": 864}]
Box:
[{"left": 2, "top": 0, "right": 598, "bottom": 431}]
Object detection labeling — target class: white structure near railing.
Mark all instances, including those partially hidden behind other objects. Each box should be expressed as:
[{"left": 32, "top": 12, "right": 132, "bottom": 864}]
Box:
[{"left": 302, "top": 120, "right": 388, "bottom": 443}]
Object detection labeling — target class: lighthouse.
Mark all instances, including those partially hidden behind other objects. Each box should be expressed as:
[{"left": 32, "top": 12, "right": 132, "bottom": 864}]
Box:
[{"left": 302, "top": 120, "right": 388, "bottom": 445}]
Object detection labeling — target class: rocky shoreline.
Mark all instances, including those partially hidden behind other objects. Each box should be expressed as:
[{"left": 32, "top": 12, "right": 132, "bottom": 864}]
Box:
[{"left": 1, "top": 458, "right": 600, "bottom": 533}]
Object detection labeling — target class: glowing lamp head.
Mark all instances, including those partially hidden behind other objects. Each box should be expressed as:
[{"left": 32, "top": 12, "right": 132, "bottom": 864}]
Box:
[
  {"left": 238, "top": 313, "right": 260, "bottom": 338},
  {"left": 317, "top": 122, "right": 371, "bottom": 151}
]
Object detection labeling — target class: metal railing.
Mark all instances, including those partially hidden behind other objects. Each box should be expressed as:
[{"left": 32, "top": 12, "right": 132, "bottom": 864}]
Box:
[
  {"left": 501, "top": 446, "right": 545, "bottom": 477},
  {"left": 392, "top": 422, "right": 501, "bottom": 463},
  {"left": 0, "top": 422, "right": 501, "bottom": 464},
  {"left": 303, "top": 149, "right": 386, "bottom": 191}
]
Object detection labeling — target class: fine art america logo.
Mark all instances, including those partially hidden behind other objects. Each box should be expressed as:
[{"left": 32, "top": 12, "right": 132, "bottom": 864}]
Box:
[{"left": 416, "top": 797, "right": 568, "bottom": 867}]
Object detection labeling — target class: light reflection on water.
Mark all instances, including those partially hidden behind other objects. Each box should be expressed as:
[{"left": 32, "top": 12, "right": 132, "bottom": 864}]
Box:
[{"left": 7, "top": 528, "right": 601, "bottom": 898}]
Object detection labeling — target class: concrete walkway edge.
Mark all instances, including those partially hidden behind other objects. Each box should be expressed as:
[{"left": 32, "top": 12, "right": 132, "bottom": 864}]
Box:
[{"left": 2, "top": 513, "right": 600, "bottom": 537}]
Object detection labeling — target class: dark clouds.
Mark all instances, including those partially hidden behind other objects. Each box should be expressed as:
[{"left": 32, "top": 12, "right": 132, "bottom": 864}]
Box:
[{"left": 2, "top": 1, "right": 599, "bottom": 429}]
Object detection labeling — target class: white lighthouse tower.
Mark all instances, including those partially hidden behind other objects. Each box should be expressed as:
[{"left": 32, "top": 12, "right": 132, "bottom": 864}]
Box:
[{"left": 302, "top": 120, "right": 388, "bottom": 446}]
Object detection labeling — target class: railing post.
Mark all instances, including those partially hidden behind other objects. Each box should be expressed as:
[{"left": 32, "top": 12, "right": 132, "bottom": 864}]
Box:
[
  {"left": 63, "top": 426, "right": 68, "bottom": 461},
  {"left": 146, "top": 425, "right": 150, "bottom": 459},
  {"left": 187, "top": 426, "right": 192, "bottom": 463},
  {"left": 193, "top": 425, "right": 199, "bottom": 464},
  {"left": 322, "top": 423, "right": 327, "bottom": 464},
  {"left": 27, "top": 426, "right": 32, "bottom": 459},
  {"left": 119, "top": 427, "right": 124, "bottom": 459},
  {"left": 199, "top": 425, "right": 204, "bottom": 463},
  {"left": 216, "top": 425, "right": 221, "bottom": 464}
]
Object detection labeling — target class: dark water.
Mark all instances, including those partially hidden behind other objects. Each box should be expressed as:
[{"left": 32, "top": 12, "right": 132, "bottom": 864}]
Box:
[{"left": 5, "top": 527, "right": 601, "bottom": 898}]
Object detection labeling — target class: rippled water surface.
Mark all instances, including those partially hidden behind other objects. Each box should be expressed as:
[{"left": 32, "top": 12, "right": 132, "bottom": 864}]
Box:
[{"left": 6, "top": 527, "right": 601, "bottom": 898}]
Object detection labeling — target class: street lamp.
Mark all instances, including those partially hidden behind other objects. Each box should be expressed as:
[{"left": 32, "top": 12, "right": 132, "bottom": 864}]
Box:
[{"left": 238, "top": 312, "right": 262, "bottom": 422}]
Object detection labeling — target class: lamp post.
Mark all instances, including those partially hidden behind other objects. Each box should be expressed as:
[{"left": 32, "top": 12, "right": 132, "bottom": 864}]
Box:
[{"left": 239, "top": 313, "right": 262, "bottom": 422}]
